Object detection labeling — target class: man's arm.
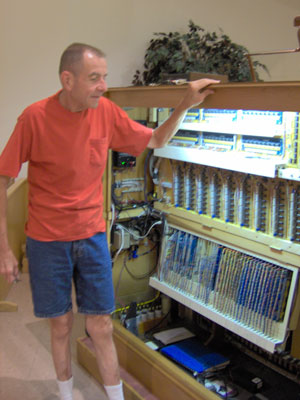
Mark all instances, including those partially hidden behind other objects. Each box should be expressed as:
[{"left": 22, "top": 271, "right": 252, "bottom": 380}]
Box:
[
  {"left": 0, "top": 176, "right": 19, "bottom": 283},
  {"left": 147, "top": 79, "right": 219, "bottom": 149}
]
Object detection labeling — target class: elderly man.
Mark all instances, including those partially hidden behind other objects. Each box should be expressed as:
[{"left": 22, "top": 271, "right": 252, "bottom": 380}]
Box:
[{"left": 0, "top": 43, "right": 218, "bottom": 400}]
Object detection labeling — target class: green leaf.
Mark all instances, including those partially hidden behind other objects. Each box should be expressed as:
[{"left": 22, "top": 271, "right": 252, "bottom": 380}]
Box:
[{"left": 133, "top": 20, "right": 267, "bottom": 85}]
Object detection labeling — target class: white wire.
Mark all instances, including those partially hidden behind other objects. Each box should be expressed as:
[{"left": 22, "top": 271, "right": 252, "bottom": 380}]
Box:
[
  {"left": 113, "top": 219, "right": 162, "bottom": 264},
  {"left": 116, "top": 220, "right": 162, "bottom": 240},
  {"left": 112, "top": 224, "right": 125, "bottom": 263},
  {"left": 110, "top": 202, "right": 115, "bottom": 233}
]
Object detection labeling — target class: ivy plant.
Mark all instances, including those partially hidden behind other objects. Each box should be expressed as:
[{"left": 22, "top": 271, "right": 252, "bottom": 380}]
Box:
[{"left": 133, "top": 21, "right": 268, "bottom": 85}]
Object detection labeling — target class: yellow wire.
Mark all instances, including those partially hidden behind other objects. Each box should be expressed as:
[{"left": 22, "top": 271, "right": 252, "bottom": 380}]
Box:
[{"left": 113, "top": 291, "right": 160, "bottom": 314}]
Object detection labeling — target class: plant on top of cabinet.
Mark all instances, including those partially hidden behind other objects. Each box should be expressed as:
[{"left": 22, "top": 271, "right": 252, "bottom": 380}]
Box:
[{"left": 132, "top": 20, "right": 268, "bottom": 85}]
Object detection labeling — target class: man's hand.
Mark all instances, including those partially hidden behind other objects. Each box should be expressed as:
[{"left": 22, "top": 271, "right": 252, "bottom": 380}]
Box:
[
  {"left": 0, "top": 175, "right": 19, "bottom": 284},
  {"left": 147, "top": 78, "right": 219, "bottom": 149},
  {"left": 0, "top": 246, "right": 19, "bottom": 284},
  {"left": 178, "top": 78, "right": 220, "bottom": 111}
]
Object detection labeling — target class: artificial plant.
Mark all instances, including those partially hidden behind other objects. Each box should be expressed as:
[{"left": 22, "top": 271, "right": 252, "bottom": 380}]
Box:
[{"left": 133, "top": 20, "right": 268, "bottom": 85}]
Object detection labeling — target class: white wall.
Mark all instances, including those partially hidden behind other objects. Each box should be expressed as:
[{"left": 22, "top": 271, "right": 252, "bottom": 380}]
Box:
[{"left": 0, "top": 0, "right": 299, "bottom": 176}]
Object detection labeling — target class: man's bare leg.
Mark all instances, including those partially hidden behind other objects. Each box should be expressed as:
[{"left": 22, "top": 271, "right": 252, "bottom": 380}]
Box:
[
  {"left": 86, "top": 314, "right": 124, "bottom": 399},
  {"left": 50, "top": 311, "right": 74, "bottom": 399}
]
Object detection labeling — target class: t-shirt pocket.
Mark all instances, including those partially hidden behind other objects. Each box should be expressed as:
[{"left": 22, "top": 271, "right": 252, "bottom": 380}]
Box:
[{"left": 89, "top": 138, "right": 107, "bottom": 166}]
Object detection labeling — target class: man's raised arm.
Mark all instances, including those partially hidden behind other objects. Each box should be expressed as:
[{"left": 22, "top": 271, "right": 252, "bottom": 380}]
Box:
[{"left": 147, "top": 78, "right": 219, "bottom": 149}]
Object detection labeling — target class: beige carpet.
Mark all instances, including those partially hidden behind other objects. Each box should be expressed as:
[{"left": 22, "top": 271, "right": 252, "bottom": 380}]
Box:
[{"left": 0, "top": 273, "right": 108, "bottom": 400}]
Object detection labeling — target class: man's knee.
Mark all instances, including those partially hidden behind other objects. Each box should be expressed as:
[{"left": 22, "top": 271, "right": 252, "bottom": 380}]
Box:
[
  {"left": 86, "top": 314, "right": 113, "bottom": 340},
  {"left": 50, "top": 312, "right": 73, "bottom": 339}
]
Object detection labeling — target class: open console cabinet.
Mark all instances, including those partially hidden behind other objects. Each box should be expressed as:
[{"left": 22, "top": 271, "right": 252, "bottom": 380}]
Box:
[{"left": 77, "top": 82, "right": 300, "bottom": 399}]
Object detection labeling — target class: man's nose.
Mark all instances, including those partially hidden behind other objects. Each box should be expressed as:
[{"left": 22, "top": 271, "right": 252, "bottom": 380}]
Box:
[{"left": 97, "top": 79, "right": 107, "bottom": 92}]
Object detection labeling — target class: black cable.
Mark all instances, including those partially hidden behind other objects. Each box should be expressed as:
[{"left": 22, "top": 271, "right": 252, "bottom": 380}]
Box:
[
  {"left": 144, "top": 311, "right": 170, "bottom": 336},
  {"left": 123, "top": 246, "right": 158, "bottom": 280},
  {"left": 143, "top": 149, "right": 153, "bottom": 203}
]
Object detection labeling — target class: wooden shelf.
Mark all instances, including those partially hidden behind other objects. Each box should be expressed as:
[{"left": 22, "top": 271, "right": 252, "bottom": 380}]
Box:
[{"left": 107, "top": 82, "right": 300, "bottom": 111}]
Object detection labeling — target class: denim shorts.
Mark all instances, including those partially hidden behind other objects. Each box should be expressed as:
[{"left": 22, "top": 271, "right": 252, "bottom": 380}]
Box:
[{"left": 26, "top": 232, "right": 115, "bottom": 318}]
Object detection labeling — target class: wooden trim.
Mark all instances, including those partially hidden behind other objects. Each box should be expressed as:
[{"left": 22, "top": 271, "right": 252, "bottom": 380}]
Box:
[
  {"left": 0, "top": 301, "right": 18, "bottom": 312},
  {"left": 107, "top": 82, "right": 300, "bottom": 111}
]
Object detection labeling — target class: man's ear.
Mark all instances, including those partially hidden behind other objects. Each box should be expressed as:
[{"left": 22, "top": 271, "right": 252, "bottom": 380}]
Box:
[{"left": 60, "top": 71, "right": 74, "bottom": 91}]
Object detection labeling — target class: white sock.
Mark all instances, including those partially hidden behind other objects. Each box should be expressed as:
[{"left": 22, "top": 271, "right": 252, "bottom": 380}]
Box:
[
  {"left": 104, "top": 381, "right": 124, "bottom": 400},
  {"left": 57, "top": 376, "right": 73, "bottom": 400}
]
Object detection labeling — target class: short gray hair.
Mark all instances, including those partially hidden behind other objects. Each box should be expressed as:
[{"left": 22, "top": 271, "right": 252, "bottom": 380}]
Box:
[{"left": 59, "top": 43, "right": 106, "bottom": 75}]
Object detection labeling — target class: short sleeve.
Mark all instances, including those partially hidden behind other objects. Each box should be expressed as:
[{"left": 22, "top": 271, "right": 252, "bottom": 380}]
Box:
[
  {"left": 108, "top": 103, "right": 153, "bottom": 156},
  {"left": 0, "top": 110, "right": 32, "bottom": 178}
]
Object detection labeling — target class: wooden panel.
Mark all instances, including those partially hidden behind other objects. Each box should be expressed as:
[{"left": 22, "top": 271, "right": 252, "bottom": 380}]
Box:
[
  {"left": 0, "top": 301, "right": 18, "bottom": 312},
  {"left": 0, "top": 179, "right": 27, "bottom": 302},
  {"left": 291, "top": 318, "right": 300, "bottom": 358},
  {"left": 107, "top": 82, "right": 300, "bottom": 111}
]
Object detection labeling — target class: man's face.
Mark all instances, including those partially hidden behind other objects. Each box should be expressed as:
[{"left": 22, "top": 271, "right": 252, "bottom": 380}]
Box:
[{"left": 68, "top": 51, "right": 108, "bottom": 111}]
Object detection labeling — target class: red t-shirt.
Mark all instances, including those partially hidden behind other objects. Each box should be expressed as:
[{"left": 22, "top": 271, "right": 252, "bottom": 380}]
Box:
[{"left": 0, "top": 92, "right": 152, "bottom": 241}]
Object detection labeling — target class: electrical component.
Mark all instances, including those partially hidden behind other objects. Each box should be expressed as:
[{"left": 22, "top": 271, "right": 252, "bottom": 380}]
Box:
[
  {"left": 204, "top": 378, "right": 237, "bottom": 398},
  {"left": 155, "top": 108, "right": 300, "bottom": 178},
  {"left": 152, "top": 223, "right": 298, "bottom": 352},
  {"left": 114, "top": 178, "right": 144, "bottom": 193},
  {"left": 113, "top": 229, "right": 130, "bottom": 250},
  {"left": 113, "top": 226, "right": 140, "bottom": 250},
  {"left": 111, "top": 204, "right": 163, "bottom": 266},
  {"left": 231, "top": 366, "right": 263, "bottom": 393},
  {"left": 113, "top": 151, "right": 136, "bottom": 168}
]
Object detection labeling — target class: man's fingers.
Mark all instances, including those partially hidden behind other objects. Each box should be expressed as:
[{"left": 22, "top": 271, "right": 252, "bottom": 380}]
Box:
[
  {"left": 6, "top": 272, "right": 15, "bottom": 284},
  {"left": 190, "top": 79, "right": 220, "bottom": 91},
  {"left": 0, "top": 256, "right": 19, "bottom": 283},
  {"left": 201, "top": 89, "right": 215, "bottom": 98},
  {"left": 180, "top": 78, "right": 219, "bottom": 110}
]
